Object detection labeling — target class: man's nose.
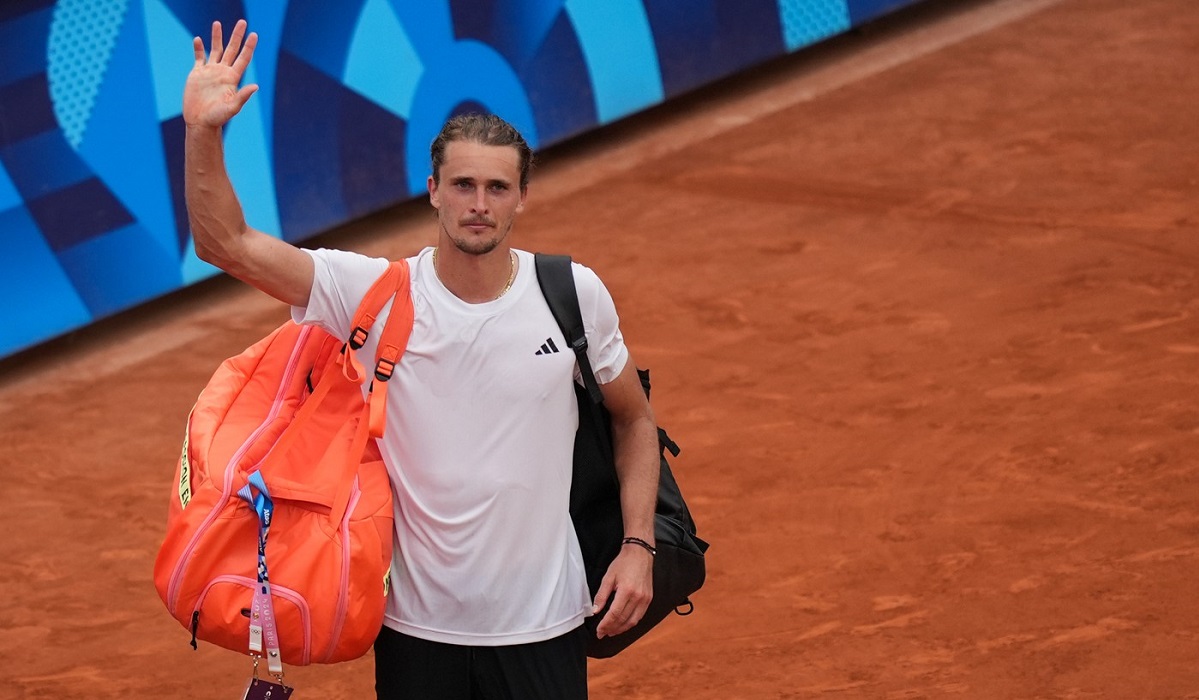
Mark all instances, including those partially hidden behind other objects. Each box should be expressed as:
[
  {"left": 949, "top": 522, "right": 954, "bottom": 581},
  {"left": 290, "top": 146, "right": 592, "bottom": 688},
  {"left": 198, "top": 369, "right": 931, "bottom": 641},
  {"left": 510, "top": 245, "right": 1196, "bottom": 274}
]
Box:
[{"left": 472, "top": 188, "right": 489, "bottom": 212}]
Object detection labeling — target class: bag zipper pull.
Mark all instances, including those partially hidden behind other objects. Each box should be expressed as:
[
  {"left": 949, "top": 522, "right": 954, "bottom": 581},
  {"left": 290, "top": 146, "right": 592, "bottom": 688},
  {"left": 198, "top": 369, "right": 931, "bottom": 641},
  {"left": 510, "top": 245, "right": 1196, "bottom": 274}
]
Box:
[{"left": 189, "top": 610, "right": 200, "bottom": 649}]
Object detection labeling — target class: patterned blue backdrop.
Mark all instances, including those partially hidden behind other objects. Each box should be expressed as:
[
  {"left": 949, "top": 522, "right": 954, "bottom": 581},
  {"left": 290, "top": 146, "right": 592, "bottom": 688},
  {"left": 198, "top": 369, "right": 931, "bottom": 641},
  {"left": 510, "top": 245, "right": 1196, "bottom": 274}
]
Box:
[{"left": 0, "top": 0, "right": 921, "bottom": 358}]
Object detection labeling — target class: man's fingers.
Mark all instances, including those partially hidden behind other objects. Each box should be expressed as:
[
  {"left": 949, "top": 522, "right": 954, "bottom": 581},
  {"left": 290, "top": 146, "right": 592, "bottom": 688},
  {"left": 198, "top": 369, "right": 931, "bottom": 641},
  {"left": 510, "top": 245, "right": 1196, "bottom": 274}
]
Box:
[
  {"left": 231, "top": 32, "right": 258, "bottom": 74},
  {"left": 596, "top": 585, "right": 639, "bottom": 638},
  {"left": 627, "top": 598, "right": 649, "bottom": 629},
  {"left": 597, "top": 595, "right": 642, "bottom": 638},
  {"left": 210, "top": 21, "right": 224, "bottom": 63},
  {"left": 592, "top": 575, "right": 614, "bottom": 616},
  {"left": 192, "top": 36, "right": 205, "bottom": 64},
  {"left": 606, "top": 598, "right": 631, "bottom": 626},
  {"left": 235, "top": 84, "right": 260, "bottom": 109},
  {"left": 595, "top": 579, "right": 654, "bottom": 638},
  {"left": 223, "top": 19, "right": 247, "bottom": 66}
]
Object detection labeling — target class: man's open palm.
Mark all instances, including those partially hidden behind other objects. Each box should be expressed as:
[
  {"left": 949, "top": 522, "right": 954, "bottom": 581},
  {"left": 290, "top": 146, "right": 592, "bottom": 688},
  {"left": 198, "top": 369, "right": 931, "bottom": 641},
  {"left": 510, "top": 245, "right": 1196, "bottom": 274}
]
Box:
[{"left": 184, "top": 19, "right": 258, "bottom": 128}]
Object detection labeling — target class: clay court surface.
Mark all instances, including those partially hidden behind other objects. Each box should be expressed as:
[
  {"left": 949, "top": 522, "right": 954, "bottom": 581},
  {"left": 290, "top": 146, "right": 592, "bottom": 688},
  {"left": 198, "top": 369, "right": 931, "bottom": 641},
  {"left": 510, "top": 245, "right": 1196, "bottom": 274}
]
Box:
[{"left": 3, "top": 0, "right": 1198, "bottom": 696}]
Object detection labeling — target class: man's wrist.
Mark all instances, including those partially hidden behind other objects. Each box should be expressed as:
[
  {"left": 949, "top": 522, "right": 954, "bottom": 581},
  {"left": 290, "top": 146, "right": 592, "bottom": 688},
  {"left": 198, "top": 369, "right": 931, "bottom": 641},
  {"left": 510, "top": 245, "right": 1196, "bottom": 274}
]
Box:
[
  {"left": 621, "top": 536, "right": 656, "bottom": 557},
  {"left": 185, "top": 121, "right": 225, "bottom": 136}
]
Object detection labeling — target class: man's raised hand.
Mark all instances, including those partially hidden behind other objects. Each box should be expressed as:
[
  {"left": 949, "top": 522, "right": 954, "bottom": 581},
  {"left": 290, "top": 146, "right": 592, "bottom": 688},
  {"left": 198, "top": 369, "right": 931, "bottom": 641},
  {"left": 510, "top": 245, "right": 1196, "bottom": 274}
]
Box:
[{"left": 183, "top": 20, "right": 258, "bottom": 128}]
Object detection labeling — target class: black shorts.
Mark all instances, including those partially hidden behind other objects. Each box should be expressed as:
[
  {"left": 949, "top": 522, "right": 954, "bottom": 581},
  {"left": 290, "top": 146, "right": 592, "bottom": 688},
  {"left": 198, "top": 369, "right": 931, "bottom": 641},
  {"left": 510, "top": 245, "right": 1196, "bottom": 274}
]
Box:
[{"left": 373, "top": 624, "right": 588, "bottom": 700}]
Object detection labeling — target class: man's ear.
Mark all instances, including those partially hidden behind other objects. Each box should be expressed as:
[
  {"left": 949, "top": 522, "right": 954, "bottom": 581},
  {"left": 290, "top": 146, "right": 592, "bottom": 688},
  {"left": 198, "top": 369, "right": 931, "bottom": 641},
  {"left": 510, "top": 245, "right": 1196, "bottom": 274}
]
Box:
[
  {"left": 428, "top": 175, "right": 440, "bottom": 209},
  {"left": 516, "top": 186, "right": 527, "bottom": 213}
]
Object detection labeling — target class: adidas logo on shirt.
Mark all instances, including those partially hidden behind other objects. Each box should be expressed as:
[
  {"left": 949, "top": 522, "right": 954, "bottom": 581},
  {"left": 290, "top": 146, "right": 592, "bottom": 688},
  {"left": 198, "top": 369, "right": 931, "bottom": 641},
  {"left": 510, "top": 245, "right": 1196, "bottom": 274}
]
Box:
[{"left": 535, "top": 338, "right": 560, "bottom": 355}]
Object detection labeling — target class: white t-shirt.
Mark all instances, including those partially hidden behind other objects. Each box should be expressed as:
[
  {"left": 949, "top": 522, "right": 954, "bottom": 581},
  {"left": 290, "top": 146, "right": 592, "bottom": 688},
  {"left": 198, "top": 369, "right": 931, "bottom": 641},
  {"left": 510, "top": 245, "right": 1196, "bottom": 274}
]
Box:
[{"left": 292, "top": 246, "right": 628, "bottom": 646}]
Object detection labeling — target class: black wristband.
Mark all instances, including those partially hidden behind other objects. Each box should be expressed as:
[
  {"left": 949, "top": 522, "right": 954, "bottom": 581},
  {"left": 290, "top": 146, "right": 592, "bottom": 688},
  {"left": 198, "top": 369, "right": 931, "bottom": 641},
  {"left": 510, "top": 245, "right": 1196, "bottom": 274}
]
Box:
[{"left": 622, "top": 536, "right": 656, "bottom": 557}]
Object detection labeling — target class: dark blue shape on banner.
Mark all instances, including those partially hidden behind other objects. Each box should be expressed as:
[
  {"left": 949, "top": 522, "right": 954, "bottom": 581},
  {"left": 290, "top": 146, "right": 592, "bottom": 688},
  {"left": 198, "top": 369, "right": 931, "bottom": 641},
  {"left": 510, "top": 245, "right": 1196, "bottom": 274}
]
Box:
[
  {"left": 278, "top": 0, "right": 366, "bottom": 81},
  {"left": 643, "top": 0, "right": 784, "bottom": 98},
  {"left": 450, "top": 100, "right": 490, "bottom": 119},
  {"left": 518, "top": 11, "right": 596, "bottom": 146},
  {"left": 847, "top": 0, "right": 921, "bottom": 24},
  {"left": 161, "top": 0, "right": 247, "bottom": 40},
  {"left": 450, "top": 0, "right": 564, "bottom": 68},
  {"left": 337, "top": 81, "right": 409, "bottom": 222},
  {"left": 1, "top": 129, "right": 91, "bottom": 200},
  {"left": 161, "top": 115, "right": 192, "bottom": 255},
  {"left": 274, "top": 50, "right": 376, "bottom": 242},
  {"left": 0, "top": 6, "right": 52, "bottom": 84},
  {"left": 0, "top": 74, "right": 57, "bottom": 146},
  {"left": 447, "top": 0, "right": 597, "bottom": 143},
  {"left": 449, "top": 0, "right": 499, "bottom": 44},
  {"left": 26, "top": 178, "right": 136, "bottom": 252},
  {"left": 0, "top": 0, "right": 53, "bottom": 24}
]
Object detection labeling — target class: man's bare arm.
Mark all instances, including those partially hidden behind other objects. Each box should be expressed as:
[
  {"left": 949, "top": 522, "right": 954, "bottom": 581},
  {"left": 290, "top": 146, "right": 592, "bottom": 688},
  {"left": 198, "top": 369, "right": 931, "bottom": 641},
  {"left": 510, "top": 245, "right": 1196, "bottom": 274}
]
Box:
[
  {"left": 185, "top": 20, "right": 313, "bottom": 307},
  {"left": 591, "top": 359, "right": 660, "bottom": 639}
]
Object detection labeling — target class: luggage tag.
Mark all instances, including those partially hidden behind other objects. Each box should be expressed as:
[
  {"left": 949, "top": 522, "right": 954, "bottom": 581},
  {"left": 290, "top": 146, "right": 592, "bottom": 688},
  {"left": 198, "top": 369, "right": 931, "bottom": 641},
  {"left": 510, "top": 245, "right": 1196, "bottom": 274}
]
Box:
[
  {"left": 239, "top": 476, "right": 293, "bottom": 700},
  {"left": 242, "top": 677, "right": 293, "bottom": 700}
]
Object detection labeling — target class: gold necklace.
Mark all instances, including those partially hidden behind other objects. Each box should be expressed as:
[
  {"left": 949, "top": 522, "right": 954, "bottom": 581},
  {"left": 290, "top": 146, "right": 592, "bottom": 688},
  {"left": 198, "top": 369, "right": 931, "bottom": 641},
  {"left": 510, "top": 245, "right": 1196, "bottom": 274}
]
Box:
[
  {"left": 496, "top": 251, "right": 517, "bottom": 298},
  {"left": 433, "top": 248, "right": 518, "bottom": 301}
]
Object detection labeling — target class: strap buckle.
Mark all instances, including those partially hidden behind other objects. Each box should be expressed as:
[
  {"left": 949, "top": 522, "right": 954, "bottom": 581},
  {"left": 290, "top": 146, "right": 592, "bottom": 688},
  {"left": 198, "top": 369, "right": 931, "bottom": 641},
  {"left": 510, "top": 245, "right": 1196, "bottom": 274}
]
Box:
[
  {"left": 348, "top": 326, "right": 369, "bottom": 350},
  {"left": 374, "top": 357, "right": 396, "bottom": 382}
]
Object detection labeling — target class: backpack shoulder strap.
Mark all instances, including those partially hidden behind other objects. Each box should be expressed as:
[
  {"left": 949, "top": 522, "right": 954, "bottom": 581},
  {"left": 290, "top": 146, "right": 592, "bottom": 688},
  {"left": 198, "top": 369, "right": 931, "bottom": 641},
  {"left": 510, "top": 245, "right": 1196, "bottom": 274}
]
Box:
[
  {"left": 348, "top": 261, "right": 406, "bottom": 348},
  {"left": 535, "top": 253, "right": 617, "bottom": 498},
  {"left": 364, "top": 260, "right": 413, "bottom": 437},
  {"left": 333, "top": 261, "right": 410, "bottom": 384},
  {"left": 534, "top": 253, "right": 604, "bottom": 406},
  {"left": 366, "top": 260, "right": 414, "bottom": 379}
]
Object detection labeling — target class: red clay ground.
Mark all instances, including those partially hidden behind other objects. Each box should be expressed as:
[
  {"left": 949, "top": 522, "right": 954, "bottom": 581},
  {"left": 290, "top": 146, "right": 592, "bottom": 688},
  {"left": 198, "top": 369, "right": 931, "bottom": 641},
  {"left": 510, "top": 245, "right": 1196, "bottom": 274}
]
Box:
[{"left": 2, "top": 0, "right": 1198, "bottom": 697}]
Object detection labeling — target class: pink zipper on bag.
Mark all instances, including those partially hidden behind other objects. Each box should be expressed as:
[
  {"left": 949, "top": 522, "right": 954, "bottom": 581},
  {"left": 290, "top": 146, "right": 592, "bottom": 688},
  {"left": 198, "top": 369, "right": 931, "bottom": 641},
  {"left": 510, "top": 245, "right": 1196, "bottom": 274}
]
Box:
[
  {"left": 194, "top": 574, "right": 313, "bottom": 665},
  {"left": 166, "top": 326, "right": 314, "bottom": 613},
  {"left": 321, "top": 478, "right": 362, "bottom": 662}
]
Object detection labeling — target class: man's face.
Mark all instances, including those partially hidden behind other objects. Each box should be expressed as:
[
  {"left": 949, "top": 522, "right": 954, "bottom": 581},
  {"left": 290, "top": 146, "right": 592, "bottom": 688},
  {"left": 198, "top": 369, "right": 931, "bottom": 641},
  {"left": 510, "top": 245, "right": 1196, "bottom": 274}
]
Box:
[{"left": 428, "top": 140, "right": 527, "bottom": 256}]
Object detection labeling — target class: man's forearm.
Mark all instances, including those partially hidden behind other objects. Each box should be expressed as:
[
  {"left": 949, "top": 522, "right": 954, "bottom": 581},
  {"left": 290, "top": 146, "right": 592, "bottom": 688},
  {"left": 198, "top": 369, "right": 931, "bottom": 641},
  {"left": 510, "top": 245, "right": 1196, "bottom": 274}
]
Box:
[
  {"left": 611, "top": 411, "right": 660, "bottom": 543},
  {"left": 184, "top": 124, "right": 250, "bottom": 272}
]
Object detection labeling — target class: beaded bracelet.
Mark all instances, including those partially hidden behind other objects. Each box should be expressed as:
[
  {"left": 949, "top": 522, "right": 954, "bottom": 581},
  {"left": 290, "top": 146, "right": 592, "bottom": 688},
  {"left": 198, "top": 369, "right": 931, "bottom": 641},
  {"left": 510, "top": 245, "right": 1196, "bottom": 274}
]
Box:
[{"left": 622, "top": 536, "right": 657, "bottom": 557}]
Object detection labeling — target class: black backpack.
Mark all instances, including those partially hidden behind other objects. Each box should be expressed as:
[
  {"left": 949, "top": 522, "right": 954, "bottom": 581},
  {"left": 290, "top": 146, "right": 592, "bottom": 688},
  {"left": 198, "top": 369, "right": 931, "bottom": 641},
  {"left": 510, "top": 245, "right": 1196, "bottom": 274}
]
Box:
[{"left": 535, "top": 253, "right": 709, "bottom": 658}]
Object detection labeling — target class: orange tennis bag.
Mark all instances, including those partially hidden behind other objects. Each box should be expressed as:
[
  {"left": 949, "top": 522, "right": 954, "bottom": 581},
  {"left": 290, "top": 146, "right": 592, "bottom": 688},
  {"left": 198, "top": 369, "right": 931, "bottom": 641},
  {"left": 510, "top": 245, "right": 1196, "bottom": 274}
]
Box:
[{"left": 153, "top": 261, "right": 413, "bottom": 671}]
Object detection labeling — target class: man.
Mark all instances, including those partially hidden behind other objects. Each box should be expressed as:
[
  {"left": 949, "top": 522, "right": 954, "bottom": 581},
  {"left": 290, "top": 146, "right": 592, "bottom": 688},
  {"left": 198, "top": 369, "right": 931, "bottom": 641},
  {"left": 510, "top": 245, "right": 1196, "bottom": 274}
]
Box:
[{"left": 184, "top": 20, "right": 659, "bottom": 699}]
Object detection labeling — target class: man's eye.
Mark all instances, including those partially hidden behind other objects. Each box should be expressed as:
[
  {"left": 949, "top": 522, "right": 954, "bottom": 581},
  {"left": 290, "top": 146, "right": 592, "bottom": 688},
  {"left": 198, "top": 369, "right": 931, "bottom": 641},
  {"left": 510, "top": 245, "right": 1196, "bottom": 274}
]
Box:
[{"left": 455, "top": 181, "right": 472, "bottom": 190}]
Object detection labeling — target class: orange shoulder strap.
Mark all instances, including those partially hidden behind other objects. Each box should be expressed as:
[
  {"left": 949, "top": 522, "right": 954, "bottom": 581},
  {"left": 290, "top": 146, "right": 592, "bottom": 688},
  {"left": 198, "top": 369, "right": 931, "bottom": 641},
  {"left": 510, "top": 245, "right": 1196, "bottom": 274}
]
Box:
[
  {"left": 339, "top": 261, "right": 406, "bottom": 384},
  {"left": 328, "top": 260, "right": 414, "bottom": 526},
  {"left": 366, "top": 261, "right": 414, "bottom": 438}
]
